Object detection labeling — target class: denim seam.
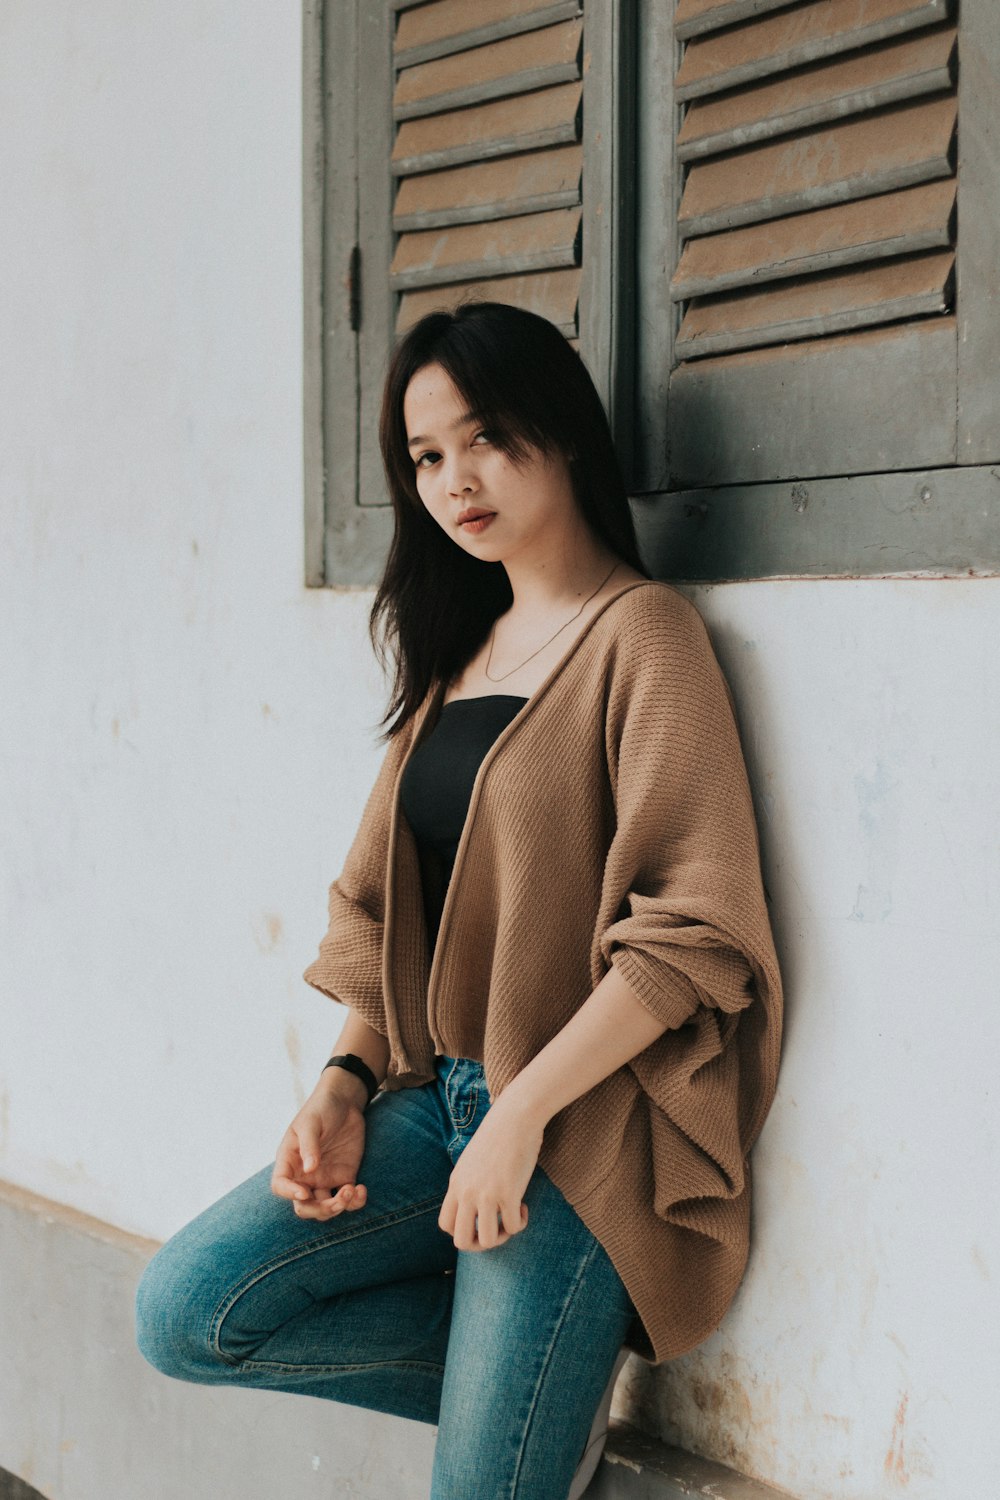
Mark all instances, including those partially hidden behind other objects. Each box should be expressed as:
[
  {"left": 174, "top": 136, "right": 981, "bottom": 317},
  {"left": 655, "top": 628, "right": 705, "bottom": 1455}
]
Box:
[
  {"left": 452, "top": 1082, "right": 478, "bottom": 1127},
  {"left": 444, "top": 1056, "right": 479, "bottom": 1127},
  {"left": 209, "top": 1194, "right": 445, "bottom": 1364},
  {"left": 225, "top": 1354, "right": 447, "bottom": 1377},
  {"left": 507, "top": 1235, "right": 603, "bottom": 1498}
]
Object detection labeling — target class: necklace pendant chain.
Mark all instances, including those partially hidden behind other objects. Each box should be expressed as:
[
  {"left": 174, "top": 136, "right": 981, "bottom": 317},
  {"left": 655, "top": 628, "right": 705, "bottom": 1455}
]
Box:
[{"left": 484, "top": 562, "right": 621, "bottom": 683}]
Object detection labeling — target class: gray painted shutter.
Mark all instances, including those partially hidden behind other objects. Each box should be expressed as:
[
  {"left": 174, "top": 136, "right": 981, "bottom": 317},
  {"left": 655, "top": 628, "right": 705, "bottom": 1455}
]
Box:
[
  {"left": 388, "top": 1, "right": 585, "bottom": 341},
  {"left": 306, "top": 0, "right": 632, "bottom": 585},
  {"left": 662, "top": 0, "right": 966, "bottom": 489},
  {"left": 628, "top": 0, "right": 999, "bottom": 577}
]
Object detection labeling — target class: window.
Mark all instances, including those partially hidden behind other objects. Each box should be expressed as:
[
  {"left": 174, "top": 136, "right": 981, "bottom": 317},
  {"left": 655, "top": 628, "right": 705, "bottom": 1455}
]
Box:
[{"left": 305, "top": 0, "right": 999, "bottom": 584}]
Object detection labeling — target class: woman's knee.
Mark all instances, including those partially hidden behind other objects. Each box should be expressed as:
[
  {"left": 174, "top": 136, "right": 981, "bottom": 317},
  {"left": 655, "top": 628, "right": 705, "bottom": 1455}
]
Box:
[
  {"left": 135, "top": 1164, "right": 283, "bottom": 1382},
  {"left": 134, "top": 1233, "right": 229, "bottom": 1384}
]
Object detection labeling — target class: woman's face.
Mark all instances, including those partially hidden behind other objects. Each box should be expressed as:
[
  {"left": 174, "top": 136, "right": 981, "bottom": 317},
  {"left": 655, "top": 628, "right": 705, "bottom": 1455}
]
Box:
[{"left": 402, "top": 361, "right": 577, "bottom": 562}]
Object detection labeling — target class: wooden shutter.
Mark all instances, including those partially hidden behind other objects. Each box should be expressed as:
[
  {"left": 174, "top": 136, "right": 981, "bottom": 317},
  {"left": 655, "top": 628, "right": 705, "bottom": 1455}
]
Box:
[
  {"left": 662, "top": 0, "right": 962, "bottom": 488},
  {"left": 389, "top": 0, "right": 585, "bottom": 341}
]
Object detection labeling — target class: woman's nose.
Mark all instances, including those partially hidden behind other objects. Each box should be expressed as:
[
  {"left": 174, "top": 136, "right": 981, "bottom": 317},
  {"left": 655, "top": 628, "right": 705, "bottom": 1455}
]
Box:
[{"left": 444, "top": 459, "right": 477, "bottom": 496}]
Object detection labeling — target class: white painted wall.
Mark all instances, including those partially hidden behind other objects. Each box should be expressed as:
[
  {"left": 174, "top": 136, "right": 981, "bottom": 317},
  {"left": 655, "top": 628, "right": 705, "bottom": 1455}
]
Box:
[
  {"left": 1, "top": 4, "right": 997, "bottom": 1499},
  {"left": 619, "top": 579, "right": 1000, "bottom": 1499},
  {"left": 0, "top": 0, "right": 381, "bottom": 1244}
]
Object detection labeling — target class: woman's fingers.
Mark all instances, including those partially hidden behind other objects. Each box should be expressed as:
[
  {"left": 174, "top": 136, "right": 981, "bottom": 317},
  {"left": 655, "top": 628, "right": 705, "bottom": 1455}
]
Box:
[
  {"left": 271, "top": 1133, "right": 304, "bottom": 1197},
  {"left": 296, "top": 1121, "right": 321, "bottom": 1175},
  {"left": 454, "top": 1201, "right": 479, "bottom": 1251},
  {"left": 271, "top": 1168, "right": 311, "bottom": 1202},
  {"left": 291, "top": 1181, "right": 368, "bottom": 1220},
  {"left": 464, "top": 1203, "right": 518, "bottom": 1251},
  {"left": 501, "top": 1201, "right": 529, "bottom": 1237},
  {"left": 467, "top": 1201, "right": 528, "bottom": 1250},
  {"left": 473, "top": 1205, "right": 503, "bottom": 1250}
]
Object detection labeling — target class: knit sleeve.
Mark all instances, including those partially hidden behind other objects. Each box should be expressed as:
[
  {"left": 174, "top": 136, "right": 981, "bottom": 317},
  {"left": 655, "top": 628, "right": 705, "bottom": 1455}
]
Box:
[
  {"left": 598, "top": 591, "right": 772, "bottom": 1040},
  {"left": 596, "top": 587, "right": 783, "bottom": 1228},
  {"left": 301, "top": 718, "right": 416, "bottom": 1038}
]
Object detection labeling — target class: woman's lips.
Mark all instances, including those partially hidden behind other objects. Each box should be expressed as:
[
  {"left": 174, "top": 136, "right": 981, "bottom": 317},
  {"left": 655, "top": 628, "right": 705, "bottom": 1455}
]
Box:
[{"left": 460, "top": 512, "right": 496, "bottom": 534}]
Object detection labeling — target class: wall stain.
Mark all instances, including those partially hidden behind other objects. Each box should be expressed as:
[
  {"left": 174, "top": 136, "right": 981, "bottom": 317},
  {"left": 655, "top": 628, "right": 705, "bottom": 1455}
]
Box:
[
  {"left": 971, "top": 1244, "right": 991, "bottom": 1280},
  {"left": 886, "top": 1330, "right": 910, "bottom": 1360},
  {"left": 883, "top": 1390, "right": 910, "bottom": 1485},
  {"left": 633, "top": 1347, "right": 782, "bottom": 1475},
  {"left": 252, "top": 911, "right": 284, "bottom": 954},
  {"left": 849, "top": 758, "right": 898, "bottom": 922},
  {"left": 284, "top": 1022, "right": 306, "bottom": 1108}
]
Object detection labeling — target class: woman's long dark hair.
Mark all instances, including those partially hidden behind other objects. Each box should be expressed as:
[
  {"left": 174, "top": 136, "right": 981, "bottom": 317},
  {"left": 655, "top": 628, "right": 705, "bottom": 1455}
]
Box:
[{"left": 369, "top": 300, "right": 650, "bottom": 742}]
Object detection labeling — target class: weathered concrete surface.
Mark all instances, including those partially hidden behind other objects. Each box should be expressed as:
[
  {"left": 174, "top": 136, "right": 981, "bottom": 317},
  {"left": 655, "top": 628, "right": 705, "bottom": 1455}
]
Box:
[
  {"left": 594, "top": 1425, "right": 800, "bottom": 1499},
  {"left": 0, "top": 1178, "right": 792, "bottom": 1500}
]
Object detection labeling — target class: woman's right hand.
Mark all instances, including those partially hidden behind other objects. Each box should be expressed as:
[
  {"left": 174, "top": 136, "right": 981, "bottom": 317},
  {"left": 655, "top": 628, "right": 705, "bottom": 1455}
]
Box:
[{"left": 270, "top": 1075, "right": 369, "bottom": 1221}]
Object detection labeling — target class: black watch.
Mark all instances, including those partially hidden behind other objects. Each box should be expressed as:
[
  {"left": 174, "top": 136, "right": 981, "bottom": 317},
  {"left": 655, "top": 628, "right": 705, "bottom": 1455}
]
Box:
[{"left": 323, "top": 1053, "right": 379, "bottom": 1107}]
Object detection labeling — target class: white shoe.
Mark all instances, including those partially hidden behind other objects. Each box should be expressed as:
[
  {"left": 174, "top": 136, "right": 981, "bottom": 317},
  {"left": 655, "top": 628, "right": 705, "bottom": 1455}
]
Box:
[{"left": 567, "top": 1346, "right": 630, "bottom": 1499}]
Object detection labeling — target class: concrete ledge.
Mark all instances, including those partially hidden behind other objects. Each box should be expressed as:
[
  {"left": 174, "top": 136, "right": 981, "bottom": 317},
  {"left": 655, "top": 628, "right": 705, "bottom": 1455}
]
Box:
[
  {"left": 0, "top": 1471, "right": 50, "bottom": 1500},
  {"left": 596, "top": 1423, "right": 797, "bottom": 1499},
  {"left": 0, "top": 1178, "right": 794, "bottom": 1500}
]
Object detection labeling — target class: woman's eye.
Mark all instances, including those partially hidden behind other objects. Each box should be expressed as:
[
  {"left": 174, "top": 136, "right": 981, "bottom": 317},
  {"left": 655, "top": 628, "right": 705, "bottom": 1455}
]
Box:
[{"left": 415, "top": 433, "right": 490, "bottom": 469}]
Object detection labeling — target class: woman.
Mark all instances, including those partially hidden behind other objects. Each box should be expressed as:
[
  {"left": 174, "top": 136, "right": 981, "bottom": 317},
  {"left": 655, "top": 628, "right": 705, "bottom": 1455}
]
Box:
[{"left": 135, "top": 302, "right": 784, "bottom": 1499}]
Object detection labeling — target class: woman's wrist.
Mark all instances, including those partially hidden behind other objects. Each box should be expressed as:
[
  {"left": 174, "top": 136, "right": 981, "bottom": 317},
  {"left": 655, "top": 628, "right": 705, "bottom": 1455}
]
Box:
[{"left": 317, "top": 1063, "right": 370, "bottom": 1111}]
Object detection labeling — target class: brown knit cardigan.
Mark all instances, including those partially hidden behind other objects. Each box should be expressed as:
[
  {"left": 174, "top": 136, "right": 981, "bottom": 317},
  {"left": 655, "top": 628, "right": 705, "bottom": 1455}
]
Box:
[{"left": 303, "top": 580, "right": 784, "bottom": 1365}]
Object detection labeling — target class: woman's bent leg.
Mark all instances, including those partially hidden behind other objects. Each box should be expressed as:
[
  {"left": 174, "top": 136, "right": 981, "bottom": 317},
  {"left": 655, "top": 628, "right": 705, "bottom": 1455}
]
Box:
[
  {"left": 135, "top": 1080, "right": 457, "bottom": 1424},
  {"left": 429, "top": 1069, "right": 636, "bottom": 1500}
]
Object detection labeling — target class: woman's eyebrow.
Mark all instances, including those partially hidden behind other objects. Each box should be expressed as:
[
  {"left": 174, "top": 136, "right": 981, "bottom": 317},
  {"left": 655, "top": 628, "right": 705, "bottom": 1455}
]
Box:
[{"left": 406, "top": 410, "right": 478, "bottom": 449}]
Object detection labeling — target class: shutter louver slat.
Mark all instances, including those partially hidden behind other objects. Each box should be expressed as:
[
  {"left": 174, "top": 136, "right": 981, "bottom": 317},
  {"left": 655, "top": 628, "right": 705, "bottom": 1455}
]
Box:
[
  {"left": 391, "top": 1, "right": 585, "bottom": 340},
  {"left": 393, "top": 145, "right": 583, "bottom": 231},
  {"left": 674, "top": 249, "right": 955, "bottom": 358},
  {"left": 676, "top": 0, "right": 951, "bottom": 101},
  {"left": 677, "top": 26, "right": 956, "bottom": 161},
  {"left": 678, "top": 94, "right": 956, "bottom": 237},
  {"left": 671, "top": 179, "right": 955, "bottom": 299},
  {"left": 394, "top": 0, "right": 581, "bottom": 71},
  {"left": 390, "top": 206, "right": 581, "bottom": 290},
  {"left": 391, "top": 81, "right": 581, "bottom": 176},
  {"left": 392, "top": 18, "right": 582, "bottom": 120},
  {"left": 675, "top": 0, "right": 797, "bottom": 43},
  {"left": 397, "top": 268, "right": 582, "bottom": 336}
]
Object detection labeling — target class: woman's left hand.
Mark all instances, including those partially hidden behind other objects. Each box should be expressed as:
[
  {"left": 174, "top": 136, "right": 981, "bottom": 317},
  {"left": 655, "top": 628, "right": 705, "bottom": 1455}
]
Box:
[{"left": 438, "top": 1097, "right": 545, "bottom": 1251}]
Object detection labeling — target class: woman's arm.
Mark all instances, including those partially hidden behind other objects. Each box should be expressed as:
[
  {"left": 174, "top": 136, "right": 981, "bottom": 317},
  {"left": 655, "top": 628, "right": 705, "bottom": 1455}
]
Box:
[
  {"left": 271, "top": 1011, "right": 391, "bottom": 1219},
  {"left": 437, "top": 965, "right": 673, "bottom": 1252},
  {"left": 315, "top": 1009, "right": 391, "bottom": 1113},
  {"left": 492, "top": 961, "right": 671, "bottom": 1132}
]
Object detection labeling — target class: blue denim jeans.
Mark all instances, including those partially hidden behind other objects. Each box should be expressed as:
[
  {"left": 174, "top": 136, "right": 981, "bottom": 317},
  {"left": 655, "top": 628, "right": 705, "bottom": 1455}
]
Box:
[{"left": 135, "top": 1055, "right": 636, "bottom": 1500}]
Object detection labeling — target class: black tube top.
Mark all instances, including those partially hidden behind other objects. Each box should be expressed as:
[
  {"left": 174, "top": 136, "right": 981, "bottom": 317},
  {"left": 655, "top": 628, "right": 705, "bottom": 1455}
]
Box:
[{"left": 400, "top": 694, "right": 528, "bottom": 954}]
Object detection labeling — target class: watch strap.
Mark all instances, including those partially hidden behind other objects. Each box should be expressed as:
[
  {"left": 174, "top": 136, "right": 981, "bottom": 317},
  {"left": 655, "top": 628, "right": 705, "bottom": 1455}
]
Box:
[{"left": 322, "top": 1052, "right": 379, "bottom": 1107}]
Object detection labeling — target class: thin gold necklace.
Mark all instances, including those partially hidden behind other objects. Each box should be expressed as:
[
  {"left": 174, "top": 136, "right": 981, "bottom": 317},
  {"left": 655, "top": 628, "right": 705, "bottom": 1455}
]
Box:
[{"left": 484, "top": 561, "right": 621, "bottom": 683}]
